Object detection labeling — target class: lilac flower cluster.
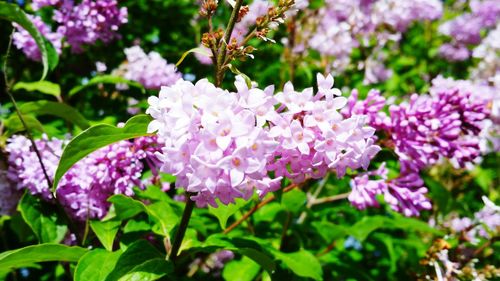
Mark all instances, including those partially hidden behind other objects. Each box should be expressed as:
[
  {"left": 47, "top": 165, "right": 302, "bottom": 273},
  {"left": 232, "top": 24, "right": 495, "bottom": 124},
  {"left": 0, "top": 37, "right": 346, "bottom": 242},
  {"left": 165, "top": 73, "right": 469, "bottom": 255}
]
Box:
[
  {"left": 54, "top": 0, "right": 128, "bottom": 52},
  {"left": 12, "top": 15, "right": 63, "bottom": 61},
  {"left": 349, "top": 162, "right": 431, "bottom": 216},
  {"left": 0, "top": 170, "right": 21, "bottom": 216},
  {"left": 305, "top": 0, "right": 442, "bottom": 75},
  {"left": 31, "top": 0, "right": 62, "bottom": 10},
  {"left": 118, "top": 46, "right": 182, "bottom": 90},
  {"left": 430, "top": 76, "right": 500, "bottom": 153},
  {"left": 447, "top": 197, "right": 500, "bottom": 244},
  {"left": 439, "top": 0, "right": 500, "bottom": 61},
  {"left": 13, "top": 0, "right": 127, "bottom": 59},
  {"left": 147, "top": 74, "right": 380, "bottom": 207},
  {"left": 189, "top": 250, "right": 234, "bottom": 277},
  {"left": 266, "top": 74, "right": 380, "bottom": 182},
  {"left": 344, "top": 81, "right": 489, "bottom": 216},
  {"left": 6, "top": 135, "right": 159, "bottom": 221}
]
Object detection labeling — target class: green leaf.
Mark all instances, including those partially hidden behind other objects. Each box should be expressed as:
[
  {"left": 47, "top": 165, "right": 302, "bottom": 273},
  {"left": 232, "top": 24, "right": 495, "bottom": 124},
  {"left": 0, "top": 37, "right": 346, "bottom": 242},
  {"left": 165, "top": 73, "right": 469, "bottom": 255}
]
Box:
[
  {"left": 349, "top": 216, "right": 387, "bottom": 242},
  {"left": 19, "top": 100, "right": 90, "bottom": 129},
  {"left": 223, "top": 257, "right": 260, "bottom": 281},
  {"left": 118, "top": 258, "right": 173, "bottom": 281},
  {"left": 209, "top": 198, "right": 248, "bottom": 229},
  {"left": 69, "top": 75, "right": 145, "bottom": 97},
  {"left": 423, "top": 175, "right": 451, "bottom": 214},
  {"left": 13, "top": 81, "right": 61, "bottom": 98},
  {"left": 203, "top": 235, "right": 276, "bottom": 273},
  {"left": 311, "top": 221, "right": 349, "bottom": 242},
  {"left": 74, "top": 249, "right": 122, "bottom": 281},
  {"left": 105, "top": 240, "right": 170, "bottom": 281},
  {"left": 272, "top": 250, "right": 323, "bottom": 281},
  {"left": 18, "top": 193, "right": 67, "bottom": 243},
  {"left": 0, "top": 244, "right": 87, "bottom": 272},
  {"left": 52, "top": 115, "right": 152, "bottom": 191},
  {"left": 0, "top": 2, "right": 58, "bottom": 80},
  {"left": 176, "top": 47, "right": 212, "bottom": 67},
  {"left": 3, "top": 114, "right": 44, "bottom": 136},
  {"left": 90, "top": 220, "right": 122, "bottom": 251},
  {"left": 108, "top": 195, "right": 146, "bottom": 221},
  {"left": 144, "top": 201, "right": 179, "bottom": 237},
  {"left": 281, "top": 189, "right": 307, "bottom": 214}
]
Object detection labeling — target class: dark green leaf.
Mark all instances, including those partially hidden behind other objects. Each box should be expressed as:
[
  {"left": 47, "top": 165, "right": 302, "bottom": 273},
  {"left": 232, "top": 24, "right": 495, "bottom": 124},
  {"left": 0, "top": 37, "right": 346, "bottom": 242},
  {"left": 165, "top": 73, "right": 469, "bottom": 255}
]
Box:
[
  {"left": 105, "top": 240, "right": 168, "bottom": 281},
  {"left": 272, "top": 250, "right": 323, "bottom": 281},
  {"left": 18, "top": 193, "right": 67, "bottom": 243},
  {"left": 0, "top": 2, "right": 58, "bottom": 80}
]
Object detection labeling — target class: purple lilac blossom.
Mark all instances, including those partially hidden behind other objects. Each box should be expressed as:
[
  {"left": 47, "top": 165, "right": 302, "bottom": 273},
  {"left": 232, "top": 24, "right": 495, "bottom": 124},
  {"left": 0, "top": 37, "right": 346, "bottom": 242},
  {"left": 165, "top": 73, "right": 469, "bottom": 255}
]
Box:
[
  {"left": 54, "top": 0, "right": 128, "bottom": 52},
  {"left": 31, "top": 0, "right": 62, "bottom": 10},
  {"left": 307, "top": 0, "right": 442, "bottom": 75},
  {"left": 348, "top": 162, "right": 432, "bottom": 216},
  {"left": 448, "top": 196, "right": 500, "bottom": 244},
  {"left": 6, "top": 135, "right": 158, "bottom": 221},
  {"left": 0, "top": 170, "right": 21, "bottom": 216},
  {"left": 12, "top": 15, "right": 63, "bottom": 61},
  {"left": 120, "top": 46, "right": 182, "bottom": 90},
  {"left": 147, "top": 74, "right": 380, "bottom": 207},
  {"left": 438, "top": 0, "right": 500, "bottom": 61}
]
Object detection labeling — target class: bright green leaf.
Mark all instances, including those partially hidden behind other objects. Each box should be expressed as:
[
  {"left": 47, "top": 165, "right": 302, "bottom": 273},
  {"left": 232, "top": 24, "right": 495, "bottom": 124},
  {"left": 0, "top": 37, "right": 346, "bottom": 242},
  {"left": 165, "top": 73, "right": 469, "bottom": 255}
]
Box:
[
  {"left": 13, "top": 81, "right": 61, "bottom": 98},
  {"left": 90, "top": 220, "right": 122, "bottom": 251},
  {"left": 209, "top": 198, "right": 248, "bottom": 229},
  {"left": 0, "top": 244, "right": 87, "bottom": 272},
  {"left": 52, "top": 115, "right": 152, "bottom": 191},
  {"left": 3, "top": 114, "right": 44, "bottom": 137},
  {"left": 272, "top": 250, "right": 323, "bottom": 281},
  {"left": 281, "top": 189, "right": 307, "bottom": 214},
  {"left": 19, "top": 100, "right": 90, "bottom": 129},
  {"left": 108, "top": 195, "right": 146, "bottom": 221},
  {"left": 74, "top": 249, "right": 121, "bottom": 281},
  {"left": 223, "top": 256, "right": 260, "bottom": 281},
  {"left": 69, "top": 75, "right": 145, "bottom": 97}
]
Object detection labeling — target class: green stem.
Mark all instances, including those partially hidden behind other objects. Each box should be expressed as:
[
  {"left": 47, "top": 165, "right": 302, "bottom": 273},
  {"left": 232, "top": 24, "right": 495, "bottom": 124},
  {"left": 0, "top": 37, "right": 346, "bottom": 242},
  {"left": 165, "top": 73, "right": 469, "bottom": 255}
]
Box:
[
  {"left": 215, "top": 0, "right": 244, "bottom": 86},
  {"left": 3, "top": 30, "right": 53, "bottom": 189},
  {"left": 170, "top": 197, "right": 195, "bottom": 261}
]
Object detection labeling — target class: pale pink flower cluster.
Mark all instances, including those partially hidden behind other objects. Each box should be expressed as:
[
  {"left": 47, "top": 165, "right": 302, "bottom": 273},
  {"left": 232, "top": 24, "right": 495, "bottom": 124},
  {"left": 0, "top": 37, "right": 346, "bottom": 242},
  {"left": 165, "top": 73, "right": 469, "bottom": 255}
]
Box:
[
  {"left": 120, "top": 46, "right": 182, "bottom": 90},
  {"left": 147, "top": 74, "right": 380, "bottom": 207},
  {"left": 265, "top": 74, "right": 381, "bottom": 182}
]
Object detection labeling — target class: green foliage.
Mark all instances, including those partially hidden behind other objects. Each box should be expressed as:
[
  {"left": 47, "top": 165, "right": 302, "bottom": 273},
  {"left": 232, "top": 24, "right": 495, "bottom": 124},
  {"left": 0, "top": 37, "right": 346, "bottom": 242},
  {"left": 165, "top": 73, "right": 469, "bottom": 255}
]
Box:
[
  {"left": 18, "top": 193, "right": 68, "bottom": 244},
  {"left": 52, "top": 114, "right": 152, "bottom": 190},
  {"left": 0, "top": 244, "right": 87, "bottom": 272},
  {"left": 13, "top": 81, "right": 61, "bottom": 98},
  {"left": 0, "top": 2, "right": 58, "bottom": 80},
  {"left": 68, "top": 75, "right": 145, "bottom": 97}
]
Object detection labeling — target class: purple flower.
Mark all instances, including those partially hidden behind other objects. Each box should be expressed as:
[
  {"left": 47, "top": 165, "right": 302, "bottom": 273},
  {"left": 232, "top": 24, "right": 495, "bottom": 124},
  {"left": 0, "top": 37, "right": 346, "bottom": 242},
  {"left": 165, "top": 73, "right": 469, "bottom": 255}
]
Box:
[
  {"left": 147, "top": 74, "right": 380, "bottom": 207},
  {"left": 119, "top": 46, "right": 182, "bottom": 90},
  {"left": 12, "top": 15, "right": 63, "bottom": 61},
  {"left": 348, "top": 162, "right": 432, "bottom": 217},
  {"left": 0, "top": 170, "right": 21, "bottom": 216},
  {"left": 54, "top": 0, "right": 128, "bottom": 53},
  {"left": 6, "top": 135, "right": 156, "bottom": 221}
]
